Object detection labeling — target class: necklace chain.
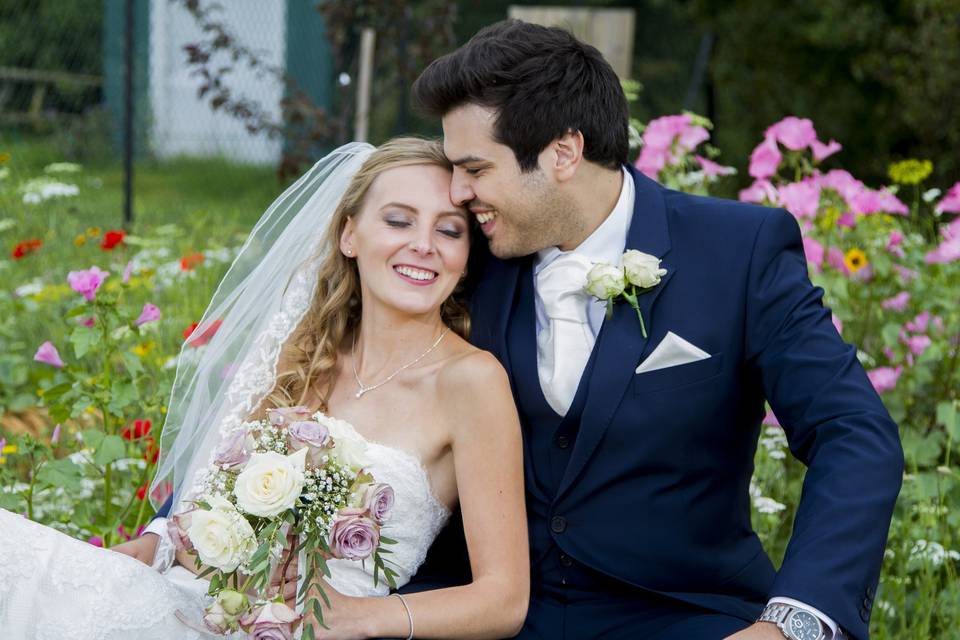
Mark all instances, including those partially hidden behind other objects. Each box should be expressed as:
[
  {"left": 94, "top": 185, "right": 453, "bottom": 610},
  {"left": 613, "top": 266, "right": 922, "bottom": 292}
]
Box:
[{"left": 351, "top": 328, "right": 450, "bottom": 398}]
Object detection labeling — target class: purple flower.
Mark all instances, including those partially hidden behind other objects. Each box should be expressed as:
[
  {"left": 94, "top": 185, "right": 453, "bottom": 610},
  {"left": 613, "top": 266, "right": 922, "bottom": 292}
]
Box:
[
  {"left": 877, "top": 189, "right": 909, "bottom": 216},
  {"left": 906, "top": 311, "right": 931, "bottom": 333},
  {"left": 266, "top": 405, "right": 312, "bottom": 427},
  {"left": 893, "top": 264, "right": 918, "bottom": 282},
  {"left": 765, "top": 116, "right": 817, "bottom": 151},
  {"left": 287, "top": 420, "right": 331, "bottom": 462},
  {"left": 361, "top": 483, "right": 396, "bottom": 525},
  {"left": 925, "top": 234, "right": 960, "bottom": 264},
  {"left": 762, "top": 407, "right": 781, "bottom": 427},
  {"left": 122, "top": 260, "right": 134, "bottom": 283},
  {"left": 240, "top": 603, "right": 299, "bottom": 640},
  {"left": 811, "top": 139, "right": 842, "bottom": 162},
  {"left": 135, "top": 303, "right": 161, "bottom": 326},
  {"left": 642, "top": 114, "right": 693, "bottom": 151},
  {"left": 935, "top": 181, "right": 960, "bottom": 214},
  {"left": 832, "top": 314, "right": 843, "bottom": 336},
  {"left": 802, "top": 236, "right": 824, "bottom": 272},
  {"left": 738, "top": 179, "right": 778, "bottom": 204},
  {"left": 67, "top": 266, "right": 109, "bottom": 301},
  {"left": 867, "top": 366, "right": 903, "bottom": 394},
  {"left": 748, "top": 137, "right": 782, "bottom": 179},
  {"left": 819, "top": 169, "right": 865, "bottom": 203},
  {"left": 778, "top": 180, "right": 821, "bottom": 219},
  {"left": 51, "top": 424, "right": 61, "bottom": 445},
  {"left": 635, "top": 146, "right": 669, "bottom": 179},
  {"left": 34, "top": 341, "right": 64, "bottom": 368},
  {"left": 902, "top": 334, "right": 931, "bottom": 357},
  {"left": 213, "top": 428, "right": 253, "bottom": 471},
  {"left": 78, "top": 316, "right": 96, "bottom": 327},
  {"left": 881, "top": 292, "right": 910, "bottom": 312},
  {"left": 837, "top": 211, "right": 857, "bottom": 229},
  {"left": 167, "top": 509, "right": 196, "bottom": 552},
  {"left": 329, "top": 510, "right": 380, "bottom": 560},
  {"left": 826, "top": 247, "right": 850, "bottom": 275}
]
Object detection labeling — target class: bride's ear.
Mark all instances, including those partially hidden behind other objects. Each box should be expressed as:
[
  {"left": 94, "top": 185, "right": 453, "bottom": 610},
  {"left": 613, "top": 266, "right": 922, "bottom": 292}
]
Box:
[{"left": 340, "top": 217, "right": 356, "bottom": 257}]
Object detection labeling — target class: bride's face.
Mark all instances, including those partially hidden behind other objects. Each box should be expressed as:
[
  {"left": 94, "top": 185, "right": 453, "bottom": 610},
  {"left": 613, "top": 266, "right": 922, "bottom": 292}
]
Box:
[{"left": 340, "top": 164, "right": 470, "bottom": 320}]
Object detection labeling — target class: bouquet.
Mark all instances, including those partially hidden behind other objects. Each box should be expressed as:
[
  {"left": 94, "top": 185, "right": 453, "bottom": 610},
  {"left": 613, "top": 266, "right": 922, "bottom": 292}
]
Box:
[{"left": 169, "top": 406, "right": 397, "bottom": 638}]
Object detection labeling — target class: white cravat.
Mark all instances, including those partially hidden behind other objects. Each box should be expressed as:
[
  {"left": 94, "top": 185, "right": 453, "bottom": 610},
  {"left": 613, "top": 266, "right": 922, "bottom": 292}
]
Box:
[{"left": 536, "top": 253, "right": 595, "bottom": 416}]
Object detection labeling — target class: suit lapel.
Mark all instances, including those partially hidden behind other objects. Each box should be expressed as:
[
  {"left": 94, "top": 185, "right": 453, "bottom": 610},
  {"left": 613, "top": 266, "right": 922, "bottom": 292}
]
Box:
[{"left": 554, "top": 167, "right": 676, "bottom": 501}]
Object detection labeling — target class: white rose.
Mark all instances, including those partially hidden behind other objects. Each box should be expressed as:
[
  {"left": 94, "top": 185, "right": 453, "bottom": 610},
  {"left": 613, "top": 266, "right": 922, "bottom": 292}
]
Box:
[
  {"left": 233, "top": 448, "right": 307, "bottom": 518},
  {"left": 322, "top": 417, "right": 371, "bottom": 469},
  {"left": 187, "top": 495, "right": 256, "bottom": 572},
  {"left": 622, "top": 250, "right": 667, "bottom": 288},
  {"left": 584, "top": 263, "right": 626, "bottom": 299}
]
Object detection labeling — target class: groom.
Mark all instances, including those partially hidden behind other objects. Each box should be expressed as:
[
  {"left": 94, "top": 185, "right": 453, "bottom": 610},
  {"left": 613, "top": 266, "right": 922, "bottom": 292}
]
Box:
[{"left": 402, "top": 20, "right": 903, "bottom": 640}]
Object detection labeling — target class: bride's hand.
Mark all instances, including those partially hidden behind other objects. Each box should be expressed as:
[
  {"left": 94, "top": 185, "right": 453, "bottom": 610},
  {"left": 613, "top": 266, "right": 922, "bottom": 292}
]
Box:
[
  {"left": 300, "top": 579, "right": 366, "bottom": 640},
  {"left": 109, "top": 533, "right": 159, "bottom": 565}
]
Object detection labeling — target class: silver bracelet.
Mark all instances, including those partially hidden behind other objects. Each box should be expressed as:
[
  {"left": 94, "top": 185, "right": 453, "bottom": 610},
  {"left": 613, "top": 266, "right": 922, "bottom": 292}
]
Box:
[{"left": 391, "top": 593, "right": 414, "bottom": 640}]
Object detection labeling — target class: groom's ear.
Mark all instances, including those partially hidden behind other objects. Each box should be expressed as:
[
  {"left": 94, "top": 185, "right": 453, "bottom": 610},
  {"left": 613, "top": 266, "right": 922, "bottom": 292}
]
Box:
[{"left": 550, "top": 129, "right": 585, "bottom": 183}]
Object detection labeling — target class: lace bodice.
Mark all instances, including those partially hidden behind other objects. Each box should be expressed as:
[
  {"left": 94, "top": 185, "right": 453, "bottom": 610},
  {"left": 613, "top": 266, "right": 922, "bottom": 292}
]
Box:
[{"left": 0, "top": 421, "right": 451, "bottom": 638}]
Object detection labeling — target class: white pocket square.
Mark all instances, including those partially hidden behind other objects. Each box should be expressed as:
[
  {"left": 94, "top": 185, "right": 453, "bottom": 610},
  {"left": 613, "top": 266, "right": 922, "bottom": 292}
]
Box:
[{"left": 635, "top": 331, "right": 710, "bottom": 374}]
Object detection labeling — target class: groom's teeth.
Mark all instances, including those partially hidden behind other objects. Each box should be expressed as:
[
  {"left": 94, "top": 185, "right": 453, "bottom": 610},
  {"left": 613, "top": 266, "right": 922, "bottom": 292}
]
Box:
[
  {"left": 395, "top": 266, "right": 438, "bottom": 281},
  {"left": 476, "top": 212, "right": 496, "bottom": 224}
]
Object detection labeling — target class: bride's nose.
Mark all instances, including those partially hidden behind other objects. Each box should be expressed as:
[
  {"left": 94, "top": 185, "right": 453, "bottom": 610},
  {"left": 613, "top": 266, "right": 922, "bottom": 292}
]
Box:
[{"left": 407, "top": 230, "right": 436, "bottom": 256}]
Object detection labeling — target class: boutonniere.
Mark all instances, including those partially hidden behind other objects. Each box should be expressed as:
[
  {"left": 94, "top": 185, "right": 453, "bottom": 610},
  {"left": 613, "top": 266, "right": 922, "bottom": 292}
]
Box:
[{"left": 584, "top": 250, "right": 667, "bottom": 338}]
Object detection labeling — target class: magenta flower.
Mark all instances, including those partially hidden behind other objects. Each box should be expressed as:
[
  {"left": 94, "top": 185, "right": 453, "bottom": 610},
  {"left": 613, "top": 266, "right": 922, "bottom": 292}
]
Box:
[
  {"left": 935, "top": 182, "right": 960, "bottom": 214},
  {"left": 135, "top": 303, "right": 161, "bottom": 326},
  {"left": 749, "top": 137, "right": 782, "bottom": 179},
  {"left": 739, "top": 179, "right": 778, "bottom": 204},
  {"left": 643, "top": 114, "right": 693, "bottom": 150},
  {"left": 695, "top": 155, "right": 735, "bottom": 179},
  {"left": 87, "top": 536, "right": 104, "bottom": 547},
  {"left": 51, "top": 424, "right": 62, "bottom": 445},
  {"left": 819, "top": 169, "right": 866, "bottom": 203},
  {"left": 902, "top": 334, "right": 931, "bottom": 357},
  {"left": 122, "top": 260, "right": 134, "bottom": 284},
  {"left": 893, "top": 264, "right": 918, "bottom": 282},
  {"left": 635, "top": 146, "right": 669, "bottom": 179},
  {"left": 832, "top": 314, "right": 843, "bottom": 336},
  {"left": 925, "top": 234, "right": 960, "bottom": 264},
  {"left": 826, "top": 247, "right": 850, "bottom": 275},
  {"left": 837, "top": 212, "right": 857, "bottom": 229},
  {"left": 762, "top": 407, "right": 781, "bottom": 427},
  {"left": 849, "top": 189, "right": 883, "bottom": 215},
  {"left": 881, "top": 292, "right": 910, "bottom": 312},
  {"left": 677, "top": 124, "right": 710, "bottom": 151},
  {"left": 778, "top": 180, "right": 821, "bottom": 219},
  {"left": 877, "top": 189, "right": 909, "bottom": 215},
  {"left": 906, "top": 311, "right": 931, "bottom": 333},
  {"left": 34, "top": 341, "right": 65, "bottom": 368},
  {"left": 802, "top": 236, "right": 824, "bottom": 272},
  {"left": 77, "top": 316, "right": 96, "bottom": 327},
  {"left": 886, "top": 230, "right": 904, "bottom": 252},
  {"left": 765, "top": 116, "right": 817, "bottom": 151},
  {"left": 67, "top": 266, "right": 109, "bottom": 301},
  {"left": 811, "top": 139, "right": 842, "bottom": 162},
  {"left": 867, "top": 366, "right": 902, "bottom": 394}
]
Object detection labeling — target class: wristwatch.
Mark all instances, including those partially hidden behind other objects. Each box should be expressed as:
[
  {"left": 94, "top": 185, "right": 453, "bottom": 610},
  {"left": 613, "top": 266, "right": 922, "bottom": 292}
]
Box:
[{"left": 759, "top": 603, "right": 827, "bottom": 640}]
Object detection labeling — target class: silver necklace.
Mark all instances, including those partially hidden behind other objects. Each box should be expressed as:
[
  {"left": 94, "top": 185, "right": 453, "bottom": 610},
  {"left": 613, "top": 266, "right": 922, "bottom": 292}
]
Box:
[{"left": 351, "top": 328, "right": 450, "bottom": 398}]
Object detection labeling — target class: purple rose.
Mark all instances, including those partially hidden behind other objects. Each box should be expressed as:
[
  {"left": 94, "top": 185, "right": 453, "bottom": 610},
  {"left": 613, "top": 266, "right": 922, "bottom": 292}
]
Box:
[
  {"left": 361, "top": 483, "right": 395, "bottom": 525},
  {"left": 266, "top": 405, "right": 312, "bottom": 427},
  {"left": 240, "top": 603, "right": 299, "bottom": 640},
  {"left": 288, "top": 420, "right": 330, "bottom": 450},
  {"left": 214, "top": 428, "right": 253, "bottom": 471},
  {"left": 167, "top": 509, "right": 195, "bottom": 552},
  {"left": 329, "top": 510, "right": 380, "bottom": 560}
]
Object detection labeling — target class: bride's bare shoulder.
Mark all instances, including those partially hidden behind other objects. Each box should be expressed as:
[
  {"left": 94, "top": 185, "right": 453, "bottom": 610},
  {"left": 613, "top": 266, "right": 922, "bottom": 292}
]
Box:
[{"left": 436, "top": 336, "right": 512, "bottom": 407}]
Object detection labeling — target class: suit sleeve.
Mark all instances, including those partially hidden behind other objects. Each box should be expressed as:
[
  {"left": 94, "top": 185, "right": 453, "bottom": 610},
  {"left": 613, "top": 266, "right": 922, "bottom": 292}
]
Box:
[
  {"left": 744, "top": 208, "right": 903, "bottom": 640},
  {"left": 153, "top": 494, "right": 173, "bottom": 520}
]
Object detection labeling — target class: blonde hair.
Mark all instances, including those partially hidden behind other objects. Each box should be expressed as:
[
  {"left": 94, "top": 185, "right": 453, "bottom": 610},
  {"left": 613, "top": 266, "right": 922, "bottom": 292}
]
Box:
[{"left": 264, "top": 137, "right": 470, "bottom": 413}]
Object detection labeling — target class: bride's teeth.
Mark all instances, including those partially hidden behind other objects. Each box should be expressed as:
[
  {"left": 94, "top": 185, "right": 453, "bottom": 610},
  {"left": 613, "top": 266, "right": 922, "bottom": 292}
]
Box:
[{"left": 395, "top": 266, "right": 437, "bottom": 281}]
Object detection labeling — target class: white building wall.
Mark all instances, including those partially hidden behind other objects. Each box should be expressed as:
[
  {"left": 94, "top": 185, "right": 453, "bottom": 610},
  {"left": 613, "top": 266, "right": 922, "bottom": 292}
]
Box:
[{"left": 149, "top": 0, "right": 286, "bottom": 164}]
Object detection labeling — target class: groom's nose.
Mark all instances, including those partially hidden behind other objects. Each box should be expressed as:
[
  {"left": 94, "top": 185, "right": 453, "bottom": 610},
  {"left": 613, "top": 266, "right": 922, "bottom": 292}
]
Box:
[{"left": 450, "top": 173, "right": 475, "bottom": 207}]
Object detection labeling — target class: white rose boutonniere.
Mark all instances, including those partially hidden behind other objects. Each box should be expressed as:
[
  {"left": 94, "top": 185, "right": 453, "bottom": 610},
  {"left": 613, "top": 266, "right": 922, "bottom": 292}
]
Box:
[{"left": 584, "top": 250, "right": 667, "bottom": 338}]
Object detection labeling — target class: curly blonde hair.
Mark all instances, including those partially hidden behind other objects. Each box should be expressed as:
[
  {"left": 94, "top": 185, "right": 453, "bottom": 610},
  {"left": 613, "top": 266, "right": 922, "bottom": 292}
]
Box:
[{"left": 264, "top": 137, "right": 470, "bottom": 413}]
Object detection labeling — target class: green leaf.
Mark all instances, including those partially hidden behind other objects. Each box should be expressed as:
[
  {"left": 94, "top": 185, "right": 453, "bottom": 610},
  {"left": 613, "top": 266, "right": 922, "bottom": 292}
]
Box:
[
  {"left": 901, "top": 429, "right": 943, "bottom": 468},
  {"left": 69, "top": 325, "right": 99, "bottom": 359},
  {"left": 36, "top": 458, "right": 83, "bottom": 490},
  {"left": 120, "top": 351, "right": 143, "bottom": 376},
  {"left": 107, "top": 379, "right": 138, "bottom": 414},
  {"left": 379, "top": 536, "right": 397, "bottom": 545},
  {"left": 42, "top": 382, "right": 75, "bottom": 404},
  {"left": 93, "top": 434, "right": 126, "bottom": 466},
  {"left": 81, "top": 429, "right": 105, "bottom": 449},
  {"left": 65, "top": 306, "right": 89, "bottom": 319},
  {"left": 0, "top": 492, "right": 23, "bottom": 511},
  {"left": 936, "top": 401, "right": 959, "bottom": 440}
]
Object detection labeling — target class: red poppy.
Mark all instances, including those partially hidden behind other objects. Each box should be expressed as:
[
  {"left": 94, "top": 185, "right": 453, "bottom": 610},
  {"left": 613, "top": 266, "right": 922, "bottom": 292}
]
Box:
[
  {"left": 100, "top": 229, "right": 126, "bottom": 250},
  {"left": 143, "top": 437, "right": 160, "bottom": 464},
  {"left": 11, "top": 239, "right": 42, "bottom": 259},
  {"left": 184, "top": 319, "right": 223, "bottom": 347},
  {"left": 135, "top": 483, "right": 147, "bottom": 500},
  {"left": 180, "top": 252, "right": 205, "bottom": 271},
  {"left": 121, "top": 419, "right": 152, "bottom": 440}
]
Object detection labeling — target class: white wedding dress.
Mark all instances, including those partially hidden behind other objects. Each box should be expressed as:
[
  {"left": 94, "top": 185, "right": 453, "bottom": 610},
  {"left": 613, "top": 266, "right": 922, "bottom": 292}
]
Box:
[{"left": 0, "top": 419, "right": 451, "bottom": 639}]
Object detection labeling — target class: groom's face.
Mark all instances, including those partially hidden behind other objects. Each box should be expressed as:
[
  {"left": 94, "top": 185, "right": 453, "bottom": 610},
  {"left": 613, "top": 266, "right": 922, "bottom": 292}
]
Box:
[{"left": 442, "top": 103, "right": 565, "bottom": 259}]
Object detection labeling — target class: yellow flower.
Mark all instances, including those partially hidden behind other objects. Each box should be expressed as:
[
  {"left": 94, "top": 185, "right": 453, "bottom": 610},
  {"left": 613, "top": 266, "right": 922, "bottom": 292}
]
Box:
[
  {"left": 131, "top": 342, "right": 155, "bottom": 357},
  {"left": 74, "top": 234, "right": 88, "bottom": 246},
  {"left": 0, "top": 152, "right": 10, "bottom": 164},
  {"left": 844, "top": 248, "right": 868, "bottom": 273},
  {"left": 888, "top": 159, "right": 933, "bottom": 186},
  {"left": 1, "top": 444, "right": 17, "bottom": 455},
  {"left": 86, "top": 226, "right": 102, "bottom": 238},
  {"left": 0, "top": 457, "right": 5, "bottom": 465}
]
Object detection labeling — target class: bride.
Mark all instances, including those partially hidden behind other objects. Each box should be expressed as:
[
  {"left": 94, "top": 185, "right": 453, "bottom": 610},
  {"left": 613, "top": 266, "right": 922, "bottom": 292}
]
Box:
[{"left": 0, "top": 139, "right": 529, "bottom": 639}]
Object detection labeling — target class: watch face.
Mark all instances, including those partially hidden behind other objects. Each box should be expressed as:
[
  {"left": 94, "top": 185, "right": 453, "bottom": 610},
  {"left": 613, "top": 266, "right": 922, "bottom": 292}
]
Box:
[{"left": 786, "top": 610, "right": 823, "bottom": 640}]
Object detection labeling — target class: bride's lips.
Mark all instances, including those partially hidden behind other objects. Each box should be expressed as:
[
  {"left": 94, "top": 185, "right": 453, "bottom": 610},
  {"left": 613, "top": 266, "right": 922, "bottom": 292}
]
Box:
[{"left": 393, "top": 264, "right": 440, "bottom": 286}]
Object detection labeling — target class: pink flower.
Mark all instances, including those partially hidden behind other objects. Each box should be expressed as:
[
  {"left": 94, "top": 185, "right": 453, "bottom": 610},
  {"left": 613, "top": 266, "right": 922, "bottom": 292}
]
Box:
[
  {"left": 51, "top": 424, "right": 62, "bottom": 445},
  {"left": 877, "top": 189, "right": 909, "bottom": 216},
  {"left": 739, "top": 179, "right": 778, "bottom": 204},
  {"left": 832, "top": 314, "right": 843, "bottom": 336},
  {"left": 886, "top": 230, "right": 904, "bottom": 250},
  {"left": 240, "top": 602, "right": 299, "bottom": 640},
  {"left": 135, "top": 303, "right": 161, "bottom": 326},
  {"left": 635, "top": 146, "right": 669, "bottom": 179},
  {"left": 67, "top": 266, "right": 109, "bottom": 301},
  {"left": 811, "top": 139, "right": 842, "bottom": 162},
  {"left": 802, "top": 236, "right": 824, "bottom": 272},
  {"left": 266, "top": 406, "right": 313, "bottom": 427},
  {"left": 87, "top": 536, "right": 104, "bottom": 547},
  {"left": 893, "top": 264, "right": 918, "bottom": 282},
  {"left": 361, "top": 483, "right": 396, "bottom": 525},
  {"left": 837, "top": 212, "right": 857, "bottom": 229},
  {"left": 642, "top": 115, "right": 693, "bottom": 151},
  {"left": 867, "top": 366, "right": 902, "bottom": 394},
  {"left": 883, "top": 346, "right": 897, "bottom": 362},
  {"left": 826, "top": 247, "right": 850, "bottom": 274},
  {"left": 778, "top": 180, "right": 821, "bottom": 219},
  {"left": 695, "top": 155, "right": 735, "bottom": 178},
  {"left": 849, "top": 189, "right": 882, "bottom": 215},
  {"left": 881, "top": 292, "right": 910, "bottom": 312},
  {"left": 762, "top": 407, "right": 781, "bottom": 427},
  {"left": 906, "top": 311, "right": 931, "bottom": 333},
  {"left": 749, "top": 137, "right": 782, "bottom": 179},
  {"left": 78, "top": 316, "right": 96, "bottom": 327},
  {"left": 329, "top": 510, "right": 380, "bottom": 560},
  {"left": 34, "top": 341, "right": 64, "bottom": 368},
  {"left": 122, "top": 260, "right": 134, "bottom": 284},
  {"left": 925, "top": 235, "right": 960, "bottom": 264},
  {"left": 902, "top": 334, "right": 931, "bottom": 357},
  {"left": 819, "top": 169, "right": 866, "bottom": 203},
  {"left": 765, "top": 116, "right": 818, "bottom": 150},
  {"left": 935, "top": 182, "right": 960, "bottom": 214},
  {"left": 677, "top": 124, "right": 710, "bottom": 151}
]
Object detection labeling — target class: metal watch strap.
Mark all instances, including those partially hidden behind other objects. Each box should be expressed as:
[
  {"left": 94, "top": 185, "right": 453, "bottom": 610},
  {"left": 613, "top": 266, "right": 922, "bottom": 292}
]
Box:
[{"left": 759, "top": 603, "right": 793, "bottom": 629}]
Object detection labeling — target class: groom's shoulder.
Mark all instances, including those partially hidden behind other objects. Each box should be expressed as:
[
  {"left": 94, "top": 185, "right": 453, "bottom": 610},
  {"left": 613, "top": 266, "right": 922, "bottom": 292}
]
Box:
[{"left": 661, "top": 188, "right": 782, "bottom": 230}]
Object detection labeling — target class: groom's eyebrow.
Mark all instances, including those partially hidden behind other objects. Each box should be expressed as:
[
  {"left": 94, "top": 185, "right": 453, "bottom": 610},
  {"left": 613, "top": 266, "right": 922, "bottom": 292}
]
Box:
[{"left": 449, "top": 155, "right": 488, "bottom": 166}]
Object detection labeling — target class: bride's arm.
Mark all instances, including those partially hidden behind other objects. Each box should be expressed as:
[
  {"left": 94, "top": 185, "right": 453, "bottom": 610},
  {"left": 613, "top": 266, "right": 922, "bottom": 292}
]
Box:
[{"left": 306, "top": 350, "right": 530, "bottom": 639}]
